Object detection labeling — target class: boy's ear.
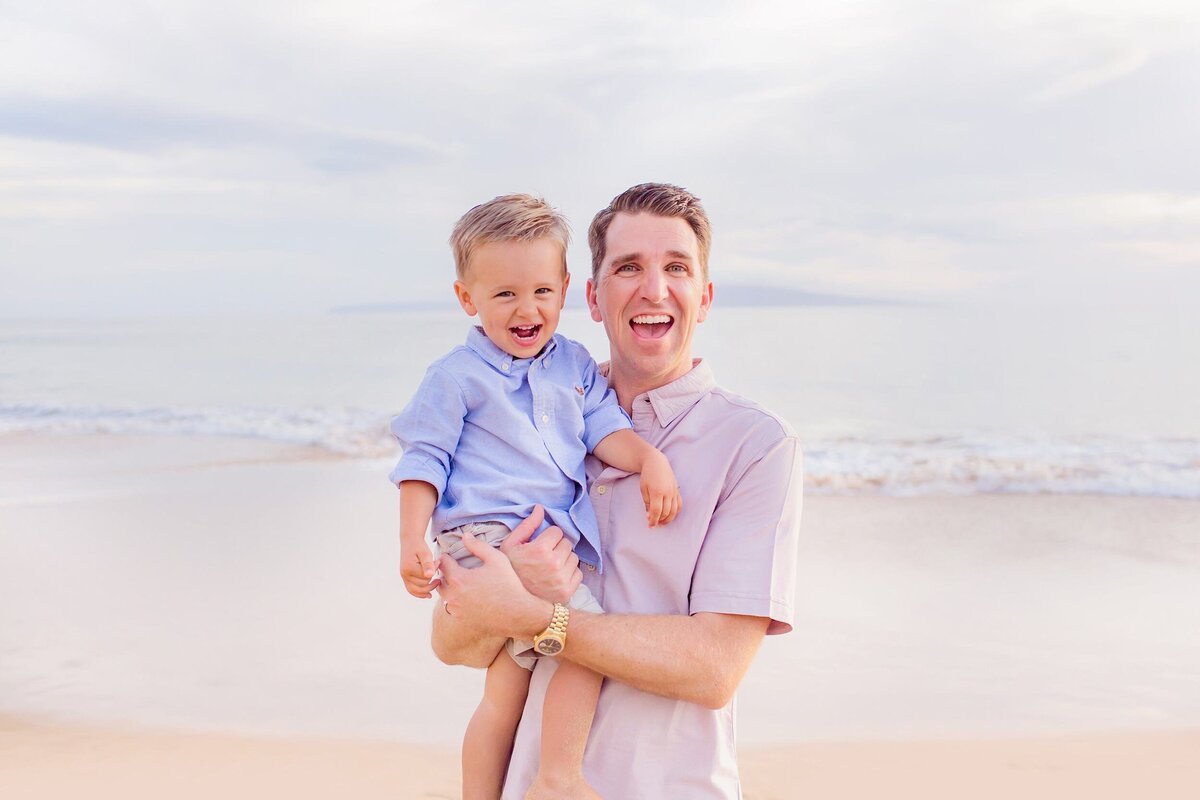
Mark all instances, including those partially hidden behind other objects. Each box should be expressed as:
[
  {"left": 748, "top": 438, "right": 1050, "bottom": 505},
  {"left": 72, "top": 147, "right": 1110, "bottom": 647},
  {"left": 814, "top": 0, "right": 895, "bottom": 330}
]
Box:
[
  {"left": 453, "top": 280, "right": 477, "bottom": 316},
  {"left": 560, "top": 272, "right": 570, "bottom": 308}
]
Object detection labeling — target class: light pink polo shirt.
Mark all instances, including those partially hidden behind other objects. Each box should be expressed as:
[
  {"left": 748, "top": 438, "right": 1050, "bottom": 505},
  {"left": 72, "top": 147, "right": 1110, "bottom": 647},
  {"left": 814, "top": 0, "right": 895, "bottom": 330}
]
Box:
[{"left": 502, "top": 360, "right": 803, "bottom": 799}]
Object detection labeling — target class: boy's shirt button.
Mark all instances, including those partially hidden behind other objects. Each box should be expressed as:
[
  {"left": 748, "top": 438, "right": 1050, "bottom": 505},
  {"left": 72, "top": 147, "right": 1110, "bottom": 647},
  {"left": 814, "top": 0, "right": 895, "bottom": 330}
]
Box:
[
  {"left": 541, "top": 414, "right": 549, "bottom": 423},
  {"left": 502, "top": 362, "right": 510, "bottom": 372}
]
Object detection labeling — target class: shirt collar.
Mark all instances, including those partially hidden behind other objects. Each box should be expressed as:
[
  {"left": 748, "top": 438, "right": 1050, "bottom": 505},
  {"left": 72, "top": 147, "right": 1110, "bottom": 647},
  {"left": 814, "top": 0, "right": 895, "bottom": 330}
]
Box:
[
  {"left": 631, "top": 359, "right": 715, "bottom": 428},
  {"left": 465, "top": 326, "right": 558, "bottom": 373}
]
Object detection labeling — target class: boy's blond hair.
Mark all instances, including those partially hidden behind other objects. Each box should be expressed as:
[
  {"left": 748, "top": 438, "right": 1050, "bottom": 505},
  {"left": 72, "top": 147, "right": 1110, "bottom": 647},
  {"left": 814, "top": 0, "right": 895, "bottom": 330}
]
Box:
[
  {"left": 587, "top": 183, "right": 711, "bottom": 282},
  {"left": 450, "top": 194, "right": 571, "bottom": 279}
]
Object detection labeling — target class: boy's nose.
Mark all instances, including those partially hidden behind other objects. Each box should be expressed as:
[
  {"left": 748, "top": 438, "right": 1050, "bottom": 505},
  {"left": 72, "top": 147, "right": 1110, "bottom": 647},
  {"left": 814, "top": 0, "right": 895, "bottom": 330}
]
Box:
[{"left": 517, "top": 298, "right": 539, "bottom": 319}]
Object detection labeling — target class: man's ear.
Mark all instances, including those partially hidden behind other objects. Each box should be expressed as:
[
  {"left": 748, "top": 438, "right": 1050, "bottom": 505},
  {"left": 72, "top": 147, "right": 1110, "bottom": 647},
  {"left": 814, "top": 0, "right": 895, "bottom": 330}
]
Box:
[
  {"left": 586, "top": 278, "right": 602, "bottom": 323},
  {"left": 697, "top": 280, "right": 714, "bottom": 323},
  {"left": 453, "top": 280, "right": 477, "bottom": 316}
]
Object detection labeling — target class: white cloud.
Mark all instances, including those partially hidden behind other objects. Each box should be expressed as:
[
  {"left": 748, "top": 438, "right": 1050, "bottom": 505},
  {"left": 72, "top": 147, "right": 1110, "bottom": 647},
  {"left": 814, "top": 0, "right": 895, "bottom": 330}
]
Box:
[{"left": 2, "top": 0, "right": 1199, "bottom": 315}]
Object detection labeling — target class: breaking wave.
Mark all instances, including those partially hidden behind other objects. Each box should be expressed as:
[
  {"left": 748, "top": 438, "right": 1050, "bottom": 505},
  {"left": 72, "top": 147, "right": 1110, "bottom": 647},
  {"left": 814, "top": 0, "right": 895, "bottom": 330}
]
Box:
[{"left": 2, "top": 403, "right": 1198, "bottom": 498}]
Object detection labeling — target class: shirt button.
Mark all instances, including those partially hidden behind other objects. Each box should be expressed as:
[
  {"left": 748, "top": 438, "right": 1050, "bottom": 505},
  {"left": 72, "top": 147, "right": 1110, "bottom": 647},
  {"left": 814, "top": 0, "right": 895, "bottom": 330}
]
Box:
[
  {"left": 502, "top": 363, "right": 510, "bottom": 372},
  {"left": 587, "top": 563, "right": 596, "bottom": 572},
  {"left": 596, "top": 485, "right": 607, "bottom": 495},
  {"left": 541, "top": 414, "right": 549, "bottom": 423}
]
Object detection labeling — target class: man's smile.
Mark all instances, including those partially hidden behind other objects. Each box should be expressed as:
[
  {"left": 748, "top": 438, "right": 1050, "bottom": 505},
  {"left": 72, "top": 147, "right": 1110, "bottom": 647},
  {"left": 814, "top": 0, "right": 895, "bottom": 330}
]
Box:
[{"left": 630, "top": 314, "right": 674, "bottom": 340}]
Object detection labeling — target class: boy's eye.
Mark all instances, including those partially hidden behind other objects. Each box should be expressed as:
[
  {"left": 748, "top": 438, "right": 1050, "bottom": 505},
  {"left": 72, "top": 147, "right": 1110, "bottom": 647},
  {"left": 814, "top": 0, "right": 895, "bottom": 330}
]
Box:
[
  {"left": 535, "top": 287, "right": 554, "bottom": 294},
  {"left": 495, "top": 291, "right": 514, "bottom": 298}
]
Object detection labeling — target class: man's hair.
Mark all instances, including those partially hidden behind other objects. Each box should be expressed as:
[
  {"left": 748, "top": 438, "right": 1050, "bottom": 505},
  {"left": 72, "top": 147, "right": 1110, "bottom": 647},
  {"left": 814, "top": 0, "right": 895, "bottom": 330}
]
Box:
[
  {"left": 450, "top": 194, "right": 571, "bottom": 279},
  {"left": 587, "top": 183, "right": 712, "bottom": 282}
]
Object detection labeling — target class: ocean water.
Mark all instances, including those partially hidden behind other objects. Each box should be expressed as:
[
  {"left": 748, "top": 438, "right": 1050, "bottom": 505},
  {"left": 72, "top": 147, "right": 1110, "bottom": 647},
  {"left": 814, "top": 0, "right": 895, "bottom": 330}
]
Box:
[
  {"left": 2, "top": 304, "right": 1198, "bottom": 497},
  {"left": 3, "top": 305, "right": 1199, "bottom": 743}
]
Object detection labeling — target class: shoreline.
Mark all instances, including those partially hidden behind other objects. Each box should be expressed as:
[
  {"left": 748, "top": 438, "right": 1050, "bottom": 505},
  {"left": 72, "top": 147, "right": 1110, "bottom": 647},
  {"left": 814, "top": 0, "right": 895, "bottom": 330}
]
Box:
[{"left": 3, "top": 714, "right": 1197, "bottom": 800}]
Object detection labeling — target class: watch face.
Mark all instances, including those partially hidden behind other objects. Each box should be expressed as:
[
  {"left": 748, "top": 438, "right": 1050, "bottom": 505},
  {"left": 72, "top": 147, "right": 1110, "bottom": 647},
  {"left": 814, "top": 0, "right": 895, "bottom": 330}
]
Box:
[{"left": 536, "top": 637, "right": 563, "bottom": 656}]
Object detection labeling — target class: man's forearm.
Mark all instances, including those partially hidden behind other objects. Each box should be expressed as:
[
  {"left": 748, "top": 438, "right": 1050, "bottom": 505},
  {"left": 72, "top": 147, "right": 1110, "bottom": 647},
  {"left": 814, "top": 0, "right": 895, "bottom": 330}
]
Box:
[
  {"left": 561, "top": 610, "right": 769, "bottom": 709},
  {"left": 430, "top": 524, "right": 770, "bottom": 704}
]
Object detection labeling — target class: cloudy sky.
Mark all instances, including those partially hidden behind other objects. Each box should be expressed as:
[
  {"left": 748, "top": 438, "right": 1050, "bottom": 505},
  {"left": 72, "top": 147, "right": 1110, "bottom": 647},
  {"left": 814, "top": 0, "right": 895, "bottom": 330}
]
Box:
[{"left": 2, "top": 0, "right": 1198, "bottom": 317}]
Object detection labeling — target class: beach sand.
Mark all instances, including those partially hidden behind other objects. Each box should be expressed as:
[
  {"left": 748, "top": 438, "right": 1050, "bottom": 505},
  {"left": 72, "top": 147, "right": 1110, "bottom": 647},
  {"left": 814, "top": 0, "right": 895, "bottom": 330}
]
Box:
[
  {"left": 2, "top": 433, "right": 1199, "bottom": 797},
  {"left": 2, "top": 715, "right": 1197, "bottom": 799}
]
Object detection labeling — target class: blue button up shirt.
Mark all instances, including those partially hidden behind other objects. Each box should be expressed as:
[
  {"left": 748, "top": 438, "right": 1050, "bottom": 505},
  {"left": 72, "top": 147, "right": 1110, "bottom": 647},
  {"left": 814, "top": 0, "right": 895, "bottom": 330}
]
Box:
[{"left": 389, "top": 327, "right": 631, "bottom": 571}]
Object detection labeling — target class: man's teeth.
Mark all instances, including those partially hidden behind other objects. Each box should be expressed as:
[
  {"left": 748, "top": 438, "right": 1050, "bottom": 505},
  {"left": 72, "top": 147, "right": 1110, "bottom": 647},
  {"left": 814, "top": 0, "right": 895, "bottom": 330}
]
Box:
[{"left": 632, "top": 315, "right": 672, "bottom": 324}]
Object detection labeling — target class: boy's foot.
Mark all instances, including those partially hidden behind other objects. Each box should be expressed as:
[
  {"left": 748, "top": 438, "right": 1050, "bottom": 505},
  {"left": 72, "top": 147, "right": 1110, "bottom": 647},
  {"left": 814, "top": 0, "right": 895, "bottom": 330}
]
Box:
[{"left": 524, "top": 774, "right": 602, "bottom": 800}]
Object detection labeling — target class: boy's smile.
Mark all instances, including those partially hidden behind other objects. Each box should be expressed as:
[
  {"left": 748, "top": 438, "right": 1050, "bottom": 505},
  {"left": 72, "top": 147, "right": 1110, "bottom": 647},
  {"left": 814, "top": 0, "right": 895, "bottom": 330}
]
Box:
[{"left": 454, "top": 237, "right": 570, "bottom": 360}]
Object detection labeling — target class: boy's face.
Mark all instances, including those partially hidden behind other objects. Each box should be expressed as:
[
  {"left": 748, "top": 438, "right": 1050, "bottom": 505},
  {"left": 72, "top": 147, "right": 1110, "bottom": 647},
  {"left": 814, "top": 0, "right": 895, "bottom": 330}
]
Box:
[{"left": 454, "top": 237, "right": 570, "bottom": 359}]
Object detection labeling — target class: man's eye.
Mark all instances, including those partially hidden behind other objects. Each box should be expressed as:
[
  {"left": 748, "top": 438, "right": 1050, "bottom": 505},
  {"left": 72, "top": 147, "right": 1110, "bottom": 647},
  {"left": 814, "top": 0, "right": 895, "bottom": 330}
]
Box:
[
  {"left": 667, "top": 263, "right": 688, "bottom": 273},
  {"left": 615, "top": 263, "right": 637, "bottom": 273}
]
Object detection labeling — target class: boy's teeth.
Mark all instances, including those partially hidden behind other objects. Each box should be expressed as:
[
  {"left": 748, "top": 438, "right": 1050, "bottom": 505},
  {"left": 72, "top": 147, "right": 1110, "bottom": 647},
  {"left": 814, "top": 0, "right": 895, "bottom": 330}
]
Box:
[
  {"left": 632, "top": 315, "right": 672, "bottom": 324},
  {"left": 511, "top": 324, "right": 540, "bottom": 339}
]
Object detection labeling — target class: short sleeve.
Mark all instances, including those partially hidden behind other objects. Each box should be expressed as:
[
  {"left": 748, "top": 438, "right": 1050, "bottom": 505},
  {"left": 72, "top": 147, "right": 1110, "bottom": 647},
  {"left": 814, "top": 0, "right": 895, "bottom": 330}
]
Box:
[
  {"left": 387, "top": 364, "right": 469, "bottom": 497},
  {"left": 688, "top": 435, "right": 802, "bottom": 634},
  {"left": 579, "top": 355, "right": 632, "bottom": 453}
]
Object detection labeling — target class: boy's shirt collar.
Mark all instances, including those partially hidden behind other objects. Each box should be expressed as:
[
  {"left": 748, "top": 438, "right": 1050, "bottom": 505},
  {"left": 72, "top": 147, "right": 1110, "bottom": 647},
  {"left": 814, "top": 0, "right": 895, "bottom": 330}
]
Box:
[{"left": 465, "top": 326, "right": 559, "bottom": 374}]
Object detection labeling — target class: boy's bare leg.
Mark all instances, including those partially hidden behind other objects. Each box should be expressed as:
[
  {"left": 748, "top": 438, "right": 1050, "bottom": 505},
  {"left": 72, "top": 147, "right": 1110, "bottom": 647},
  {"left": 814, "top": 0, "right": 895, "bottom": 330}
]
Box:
[
  {"left": 463, "top": 649, "right": 531, "bottom": 800},
  {"left": 525, "top": 661, "right": 602, "bottom": 800}
]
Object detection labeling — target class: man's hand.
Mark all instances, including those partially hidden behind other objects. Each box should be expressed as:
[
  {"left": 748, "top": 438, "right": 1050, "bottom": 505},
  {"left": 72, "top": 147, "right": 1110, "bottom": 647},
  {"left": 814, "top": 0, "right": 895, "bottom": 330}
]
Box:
[
  {"left": 438, "top": 531, "right": 553, "bottom": 639},
  {"left": 399, "top": 539, "right": 438, "bottom": 599},
  {"left": 641, "top": 450, "right": 682, "bottom": 527},
  {"left": 499, "top": 505, "right": 583, "bottom": 603}
]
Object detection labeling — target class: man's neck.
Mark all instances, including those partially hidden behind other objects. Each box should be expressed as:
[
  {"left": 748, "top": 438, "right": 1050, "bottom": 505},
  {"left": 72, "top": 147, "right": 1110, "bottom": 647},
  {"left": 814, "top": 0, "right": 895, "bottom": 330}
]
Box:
[{"left": 608, "top": 359, "right": 697, "bottom": 414}]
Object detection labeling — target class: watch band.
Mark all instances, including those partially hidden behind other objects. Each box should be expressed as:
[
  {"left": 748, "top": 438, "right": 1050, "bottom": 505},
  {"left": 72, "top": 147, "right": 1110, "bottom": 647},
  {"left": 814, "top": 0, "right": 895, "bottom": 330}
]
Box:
[
  {"left": 546, "top": 602, "right": 569, "bottom": 636},
  {"left": 533, "top": 602, "right": 570, "bottom": 656}
]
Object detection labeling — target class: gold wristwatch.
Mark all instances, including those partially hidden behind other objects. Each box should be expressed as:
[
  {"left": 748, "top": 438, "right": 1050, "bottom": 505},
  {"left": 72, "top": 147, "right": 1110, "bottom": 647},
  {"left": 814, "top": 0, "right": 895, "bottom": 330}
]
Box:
[{"left": 533, "top": 603, "right": 569, "bottom": 656}]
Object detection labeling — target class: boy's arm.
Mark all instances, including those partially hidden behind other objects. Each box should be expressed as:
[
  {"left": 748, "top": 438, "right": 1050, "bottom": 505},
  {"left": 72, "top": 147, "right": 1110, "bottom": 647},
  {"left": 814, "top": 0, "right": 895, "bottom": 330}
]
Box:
[
  {"left": 592, "top": 429, "right": 681, "bottom": 526},
  {"left": 590, "top": 428, "right": 659, "bottom": 473},
  {"left": 390, "top": 363, "right": 468, "bottom": 598},
  {"left": 398, "top": 480, "right": 438, "bottom": 599}
]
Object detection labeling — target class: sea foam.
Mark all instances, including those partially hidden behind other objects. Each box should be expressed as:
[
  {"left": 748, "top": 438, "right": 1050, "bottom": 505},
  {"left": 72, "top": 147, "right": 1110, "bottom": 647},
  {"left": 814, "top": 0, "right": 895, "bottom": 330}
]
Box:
[{"left": 2, "top": 403, "right": 1197, "bottom": 498}]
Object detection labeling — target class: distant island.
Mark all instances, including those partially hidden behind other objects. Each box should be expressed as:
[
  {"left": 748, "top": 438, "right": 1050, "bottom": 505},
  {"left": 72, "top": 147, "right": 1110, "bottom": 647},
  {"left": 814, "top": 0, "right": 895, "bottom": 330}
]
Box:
[{"left": 332, "top": 284, "right": 886, "bottom": 314}]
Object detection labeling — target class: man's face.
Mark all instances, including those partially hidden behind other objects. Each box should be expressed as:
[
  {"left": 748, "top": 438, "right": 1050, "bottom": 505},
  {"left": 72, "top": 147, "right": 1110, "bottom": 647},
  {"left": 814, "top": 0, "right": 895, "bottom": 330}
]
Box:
[
  {"left": 586, "top": 212, "right": 713, "bottom": 389},
  {"left": 454, "top": 237, "right": 569, "bottom": 359}
]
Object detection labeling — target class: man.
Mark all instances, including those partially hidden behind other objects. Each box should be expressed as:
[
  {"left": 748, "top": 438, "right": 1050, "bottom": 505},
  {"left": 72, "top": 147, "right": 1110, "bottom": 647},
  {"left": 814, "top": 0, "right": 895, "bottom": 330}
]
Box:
[{"left": 433, "top": 183, "right": 803, "bottom": 799}]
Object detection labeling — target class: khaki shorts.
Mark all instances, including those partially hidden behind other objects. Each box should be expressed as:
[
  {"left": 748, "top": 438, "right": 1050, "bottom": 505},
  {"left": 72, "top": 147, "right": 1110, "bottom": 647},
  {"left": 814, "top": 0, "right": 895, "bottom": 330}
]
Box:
[{"left": 437, "top": 521, "right": 604, "bottom": 670}]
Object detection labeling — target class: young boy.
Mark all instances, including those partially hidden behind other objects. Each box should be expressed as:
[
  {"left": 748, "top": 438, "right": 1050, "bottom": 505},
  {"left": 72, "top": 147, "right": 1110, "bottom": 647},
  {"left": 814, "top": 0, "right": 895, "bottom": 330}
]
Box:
[{"left": 390, "top": 194, "right": 680, "bottom": 799}]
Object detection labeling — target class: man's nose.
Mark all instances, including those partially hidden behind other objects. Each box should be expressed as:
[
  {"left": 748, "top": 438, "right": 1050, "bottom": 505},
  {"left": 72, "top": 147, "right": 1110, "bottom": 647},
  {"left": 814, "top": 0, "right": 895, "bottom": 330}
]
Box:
[{"left": 639, "top": 268, "right": 668, "bottom": 302}]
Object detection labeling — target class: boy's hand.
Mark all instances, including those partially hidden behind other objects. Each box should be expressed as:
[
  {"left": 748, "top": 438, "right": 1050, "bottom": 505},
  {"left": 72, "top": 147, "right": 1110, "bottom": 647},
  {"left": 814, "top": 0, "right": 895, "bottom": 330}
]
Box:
[
  {"left": 400, "top": 539, "right": 438, "bottom": 599},
  {"left": 640, "top": 451, "right": 682, "bottom": 527}
]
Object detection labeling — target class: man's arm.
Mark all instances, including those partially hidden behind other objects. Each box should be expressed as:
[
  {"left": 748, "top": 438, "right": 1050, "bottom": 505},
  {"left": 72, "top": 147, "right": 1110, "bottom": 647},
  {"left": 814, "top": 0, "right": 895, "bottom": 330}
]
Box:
[
  {"left": 561, "top": 609, "right": 768, "bottom": 709},
  {"left": 437, "top": 534, "right": 769, "bottom": 708}
]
